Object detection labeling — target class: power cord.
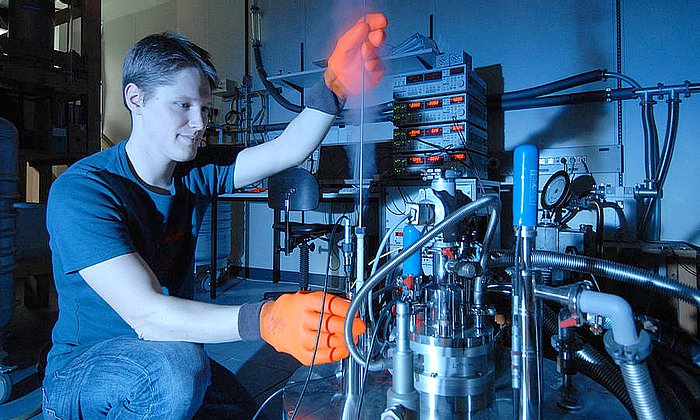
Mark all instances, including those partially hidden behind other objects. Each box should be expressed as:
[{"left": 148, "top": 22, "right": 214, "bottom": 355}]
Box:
[
  {"left": 452, "top": 116, "right": 486, "bottom": 195},
  {"left": 251, "top": 374, "right": 336, "bottom": 420},
  {"left": 288, "top": 216, "right": 347, "bottom": 420},
  {"left": 355, "top": 303, "right": 393, "bottom": 418}
]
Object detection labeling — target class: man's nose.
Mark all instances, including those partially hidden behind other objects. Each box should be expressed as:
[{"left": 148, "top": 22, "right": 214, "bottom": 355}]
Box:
[{"left": 189, "top": 110, "right": 206, "bottom": 130}]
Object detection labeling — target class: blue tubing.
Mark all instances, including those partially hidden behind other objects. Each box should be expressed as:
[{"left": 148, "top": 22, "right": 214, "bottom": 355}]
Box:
[
  {"left": 513, "top": 144, "right": 539, "bottom": 227},
  {"left": 402, "top": 225, "right": 422, "bottom": 277}
]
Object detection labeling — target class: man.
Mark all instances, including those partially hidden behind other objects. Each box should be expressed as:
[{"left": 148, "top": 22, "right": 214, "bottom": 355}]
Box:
[{"left": 42, "top": 14, "right": 388, "bottom": 419}]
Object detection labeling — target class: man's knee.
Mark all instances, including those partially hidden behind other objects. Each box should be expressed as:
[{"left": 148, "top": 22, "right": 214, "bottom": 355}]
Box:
[{"left": 146, "top": 342, "right": 211, "bottom": 415}]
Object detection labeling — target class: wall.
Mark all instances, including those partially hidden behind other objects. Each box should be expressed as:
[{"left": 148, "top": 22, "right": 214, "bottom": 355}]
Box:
[
  {"left": 101, "top": 1, "right": 700, "bottom": 277},
  {"left": 101, "top": 0, "right": 245, "bottom": 144},
  {"left": 243, "top": 0, "right": 700, "bottom": 247}
]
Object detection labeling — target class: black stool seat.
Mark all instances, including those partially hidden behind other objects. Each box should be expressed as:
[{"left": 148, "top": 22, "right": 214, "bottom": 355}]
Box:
[
  {"left": 272, "top": 222, "right": 335, "bottom": 237},
  {"left": 267, "top": 167, "right": 335, "bottom": 291}
]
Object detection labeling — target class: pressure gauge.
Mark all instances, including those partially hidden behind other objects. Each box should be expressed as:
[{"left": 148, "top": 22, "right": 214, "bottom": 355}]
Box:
[{"left": 541, "top": 170, "right": 571, "bottom": 210}]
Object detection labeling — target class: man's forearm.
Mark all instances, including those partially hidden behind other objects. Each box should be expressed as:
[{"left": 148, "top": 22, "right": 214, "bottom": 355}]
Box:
[
  {"left": 273, "top": 107, "right": 335, "bottom": 165},
  {"left": 233, "top": 108, "right": 335, "bottom": 189},
  {"left": 131, "top": 295, "right": 262, "bottom": 343}
]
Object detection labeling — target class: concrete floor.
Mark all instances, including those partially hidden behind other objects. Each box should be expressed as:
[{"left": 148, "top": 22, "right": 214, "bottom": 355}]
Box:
[
  {"left": 196, "top": 277, "right": 303, "bottom": 419},
  {"left": 3, "top": 275, "right": 308, "bottom": 419}
]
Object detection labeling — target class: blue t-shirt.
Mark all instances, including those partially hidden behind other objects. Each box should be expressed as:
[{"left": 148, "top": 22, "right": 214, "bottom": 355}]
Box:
[{"left": 45, "top": 141, "right": 237, "bottom": 375}]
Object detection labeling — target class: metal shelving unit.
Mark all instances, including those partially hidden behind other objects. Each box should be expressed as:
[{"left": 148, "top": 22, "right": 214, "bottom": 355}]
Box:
[{"left": 0, "top": 0, "right": 101, "bottom": 202}]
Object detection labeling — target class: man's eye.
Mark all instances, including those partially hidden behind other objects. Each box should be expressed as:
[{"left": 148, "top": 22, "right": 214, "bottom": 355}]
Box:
[{"left": 177, "top": 102, "right": 191, "bottom": 109}]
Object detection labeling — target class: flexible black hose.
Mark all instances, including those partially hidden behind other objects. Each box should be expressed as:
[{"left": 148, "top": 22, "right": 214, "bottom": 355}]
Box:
[
  {"left": 639, "top": 98, "right": 681, "bottom": 237},
  {"left": 494, "top": 88, "right": 638, "bottom": 111},
  {"left": 541, "top": 305, "right": 634, "bottom": 415},
  {"left": 558, "top": 207, "right": 581, "bottom": 227},
  {"left": 490, "top": 251, "right": 700, "bottom": 308},
  {"left": 590, "top": 199, "right": 604, "bottom": 257},
  {"left": 499, "top": 69, "right": 607, "bottom": 101},
  {"left": 252, "top": 42, "right": 303, "bottom": 113},
  {"left": 657, "top": 98, "right": 681, "bottom": 189},
  {"left": 642, "top": 102, "right": 660, "bottom": 182},
  {"left": 498, "top": 90, "right": 607, "bottom": 110},
  {"left": 646, "top": 354, "right": 694, "bottom": 420}
]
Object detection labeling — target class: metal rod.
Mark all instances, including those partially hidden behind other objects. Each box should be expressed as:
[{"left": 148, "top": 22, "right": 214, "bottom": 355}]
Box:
[
  {"left": 517, "top": 226, "right": 542, "bottom": 420},
  {"left": 616, "top": 0, "right": 623, "bottom": 186},
  {"left": 358, "top": 12, "right": 366, "bottom": 229}
]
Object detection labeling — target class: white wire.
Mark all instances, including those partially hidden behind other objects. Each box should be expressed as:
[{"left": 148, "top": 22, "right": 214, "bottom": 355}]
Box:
[{"left": 367, "top": 213, "right": 411, "bottom": 323}]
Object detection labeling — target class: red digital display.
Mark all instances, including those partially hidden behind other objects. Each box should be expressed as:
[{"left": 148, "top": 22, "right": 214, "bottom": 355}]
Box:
[
  {"left": 450, "top": 67, "right": 465, "bottom": 75},
  {"left": 427, "top": 155, "right": 443, "bottom": 163},
  {"left": 425, "top": 127, "right": 443, "bottom": 136},
  {"left": 406, "top": 74, "right": 424, "bottom": 84},
  {"left": 408, "top": 156, "right": 425, "bottom": 165},
  {"left": 408, "top": 102, "right": 423, "bottom": 109},
  {"left": 450, "top": 95, "right": 465, "bottom": 103},
  {"left": 426, "top": 99, "right": 442, "bottom": 108},
  {"left": 452, "top": 153, "right": 467, "bottom": 161},
  {"left": 396, "top": 231, "right": 403, "bottom": 237},
  {"left": 408, "top": 129, "right": 422, "bottom": 138},
  {"left": 425, "top": 71, "right": 443, "bottom": 81},
  {"left": 450, "top": 124, "right": 465, "bottom": 132}
]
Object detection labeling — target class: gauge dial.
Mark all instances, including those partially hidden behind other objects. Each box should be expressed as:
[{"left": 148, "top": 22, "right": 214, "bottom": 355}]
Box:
[{"left": 541, "top": 170, "right": 571, "bottom": 210}]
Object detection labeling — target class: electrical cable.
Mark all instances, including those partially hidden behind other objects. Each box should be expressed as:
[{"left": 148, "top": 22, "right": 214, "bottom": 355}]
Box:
[
  {"left": 669, "top": 247, "right": 697, "bottom": 278},
  {"left": 355, "top": 305, "right": 391, "bottom": 419},
  {"left": 414, "top": 137, "right": 450, "bottom": 152},
  {"left": 288, "top": 216, "right": 346, "bottom": 420},
  {"left": 368, "top": 248, "right": 402, "bottom": 266},
  {"left": 604, "top": 71, "right": 642, "bottom": 89},
  {"left": 385, "top": 199, "right": 404, "bottom": 216},
  {"left": 452, "top": 116, "right": 486, "bottom": 194},
  {"left": 395, "top": 182, "right": 410, "bottom": 209},
  {"left": 251, "top": 374, "right": 336, "bottom": 420},
  {"left": 367, "top": 213, "right": 411, "bottom": 323},
  {"left": 581, "top": 158, "right": 593, "bottom": 175}
]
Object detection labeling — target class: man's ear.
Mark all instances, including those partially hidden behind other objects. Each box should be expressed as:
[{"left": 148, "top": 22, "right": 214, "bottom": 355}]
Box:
[{"left": 124, "top": 83, "right": 145, "bottom": 115}]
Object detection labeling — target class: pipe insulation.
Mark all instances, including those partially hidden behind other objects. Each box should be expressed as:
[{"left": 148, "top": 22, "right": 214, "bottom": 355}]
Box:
[
  {"left": 491, "top": 250, "right": 700, "bottom": 308},
  {"left": 579, "top": 290, "right": 639, "bottom": 346},
  {"left": 541, "top": 305, "right": 635, "bottom": 414},
  {"left": 499, "top": 69, "right": 607, "bottom": 101},
  {"left": 538, "top": 287, "right": 663, "bottom": 418},
  {"left": 0, "top": 118, "right": 19, "bottom": 336}
]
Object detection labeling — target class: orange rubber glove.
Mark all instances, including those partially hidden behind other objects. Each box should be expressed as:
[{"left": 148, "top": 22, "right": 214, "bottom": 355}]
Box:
[
  {"left": 324, "top": 13, "right": 389, "bottom": 99},
  {"left": 259, "top": 291, "right": 366, "bottom": 366}
]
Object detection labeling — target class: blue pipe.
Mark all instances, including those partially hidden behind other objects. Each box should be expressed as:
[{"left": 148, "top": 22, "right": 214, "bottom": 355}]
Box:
[
  {"left": 401, "top": 224, "right": 422, "bottom": 277},
  {"left": 513, "top": 144, "right": 539, "bottom": 227},
  {"left": 0, "top": 118, "right": 18, "bottom": 336}
]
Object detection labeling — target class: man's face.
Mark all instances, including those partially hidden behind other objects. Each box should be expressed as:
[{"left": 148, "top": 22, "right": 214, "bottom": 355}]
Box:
[{"left": 139, "top": 67, "right": 213, "bottom": 163}]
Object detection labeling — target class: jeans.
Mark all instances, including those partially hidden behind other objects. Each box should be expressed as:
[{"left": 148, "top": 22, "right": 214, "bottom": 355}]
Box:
[{"left": 42, "top": 336, "right": 211, "bottom": 419}]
